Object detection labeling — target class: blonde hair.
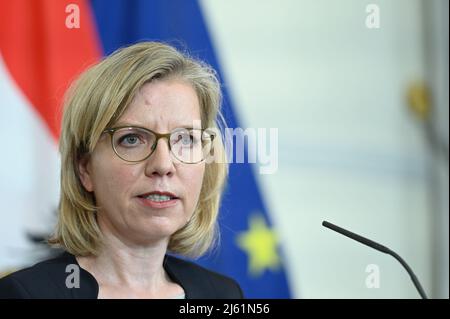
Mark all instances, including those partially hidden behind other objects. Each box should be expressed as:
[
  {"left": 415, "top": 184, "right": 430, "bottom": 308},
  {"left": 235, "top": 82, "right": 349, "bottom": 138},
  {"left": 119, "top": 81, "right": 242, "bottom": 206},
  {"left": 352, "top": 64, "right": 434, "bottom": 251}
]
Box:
[{"left": 49, "top": 42, "right": 228, "bottom": 258}]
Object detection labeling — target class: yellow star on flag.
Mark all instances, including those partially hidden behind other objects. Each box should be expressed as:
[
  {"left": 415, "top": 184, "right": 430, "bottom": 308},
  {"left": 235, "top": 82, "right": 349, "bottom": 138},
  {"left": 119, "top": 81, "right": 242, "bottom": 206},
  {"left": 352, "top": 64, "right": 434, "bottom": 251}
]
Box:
[{"left": 236, "top": 213, "right": 280, "bottom": 277}]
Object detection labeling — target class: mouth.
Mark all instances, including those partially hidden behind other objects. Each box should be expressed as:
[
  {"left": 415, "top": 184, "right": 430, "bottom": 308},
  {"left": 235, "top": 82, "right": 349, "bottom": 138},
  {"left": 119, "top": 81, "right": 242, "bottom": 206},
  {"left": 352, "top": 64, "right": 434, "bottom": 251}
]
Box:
[
  {"left": 136, "top": 191, "right": 180, "bottom": 208},
  {"left": 138, "top": 191, "right": 179, "bottom": 201}
]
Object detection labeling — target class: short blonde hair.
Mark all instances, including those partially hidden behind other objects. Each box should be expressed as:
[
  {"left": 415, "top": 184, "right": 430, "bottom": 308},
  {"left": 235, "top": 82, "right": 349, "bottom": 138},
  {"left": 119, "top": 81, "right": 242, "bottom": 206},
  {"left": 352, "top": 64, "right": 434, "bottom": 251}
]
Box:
[{"left": 49, "top": 42, "right": 228, "bottom": 258}]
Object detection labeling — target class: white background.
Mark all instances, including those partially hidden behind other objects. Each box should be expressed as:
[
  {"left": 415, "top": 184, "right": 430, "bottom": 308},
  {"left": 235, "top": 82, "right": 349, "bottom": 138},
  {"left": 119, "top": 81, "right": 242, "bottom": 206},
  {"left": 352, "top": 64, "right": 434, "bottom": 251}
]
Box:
[{"left": 200, "top": 0, "right": 449, "bottom": 298}]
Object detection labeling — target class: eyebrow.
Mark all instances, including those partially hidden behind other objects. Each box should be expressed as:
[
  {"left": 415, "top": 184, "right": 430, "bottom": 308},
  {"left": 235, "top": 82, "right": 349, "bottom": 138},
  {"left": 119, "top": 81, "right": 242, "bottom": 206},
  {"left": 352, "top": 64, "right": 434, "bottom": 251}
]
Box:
[{"left": 113, "top": 121, "right": 202, "bottom": 130}]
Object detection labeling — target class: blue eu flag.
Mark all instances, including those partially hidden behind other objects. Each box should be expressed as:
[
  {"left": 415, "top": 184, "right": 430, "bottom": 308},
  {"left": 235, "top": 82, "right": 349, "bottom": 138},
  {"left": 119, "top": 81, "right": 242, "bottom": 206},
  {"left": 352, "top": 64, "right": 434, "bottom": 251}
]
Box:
[{"left": 90, "top": 0, "right": 292, "bottom": 298}]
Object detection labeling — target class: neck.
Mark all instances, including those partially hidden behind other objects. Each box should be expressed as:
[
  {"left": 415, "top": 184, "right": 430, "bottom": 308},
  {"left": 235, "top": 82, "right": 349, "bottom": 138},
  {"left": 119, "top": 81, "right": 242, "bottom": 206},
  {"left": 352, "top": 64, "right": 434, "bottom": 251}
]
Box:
[{"left": 77, "top": 220, "right": 171, "bottom": 292}]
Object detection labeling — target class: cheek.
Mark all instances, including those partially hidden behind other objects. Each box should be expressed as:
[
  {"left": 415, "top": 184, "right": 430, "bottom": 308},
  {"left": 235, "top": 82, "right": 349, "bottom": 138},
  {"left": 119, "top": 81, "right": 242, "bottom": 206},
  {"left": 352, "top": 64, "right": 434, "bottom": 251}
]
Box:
[
  {"left": 91, "top": 161, "right": 139, "bottom": 206},
  {"left": 182, "top": 164, "right": 205, "bottom": 203}
]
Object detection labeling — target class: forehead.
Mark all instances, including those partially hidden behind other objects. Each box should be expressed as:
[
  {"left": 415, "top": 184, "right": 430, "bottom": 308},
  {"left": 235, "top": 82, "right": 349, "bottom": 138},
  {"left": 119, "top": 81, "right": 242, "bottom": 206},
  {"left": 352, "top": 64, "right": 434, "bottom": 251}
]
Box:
[{"left": 116, "top": 79, "right": 202, "bottom": 130}]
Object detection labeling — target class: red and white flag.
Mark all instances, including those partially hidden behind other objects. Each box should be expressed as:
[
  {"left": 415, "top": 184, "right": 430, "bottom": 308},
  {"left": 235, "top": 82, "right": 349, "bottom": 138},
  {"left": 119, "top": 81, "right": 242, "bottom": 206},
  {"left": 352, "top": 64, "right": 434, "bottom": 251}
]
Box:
[{"left": 0, "top": 0, "right": 100, "bottom": 270}]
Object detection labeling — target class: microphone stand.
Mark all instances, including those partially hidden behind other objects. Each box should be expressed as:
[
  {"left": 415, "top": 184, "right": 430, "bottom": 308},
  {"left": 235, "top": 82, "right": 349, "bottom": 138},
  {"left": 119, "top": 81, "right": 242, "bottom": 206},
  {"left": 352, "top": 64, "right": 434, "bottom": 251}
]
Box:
[{"left": 322, "top": 220, "right": 428, "bottom": 299}]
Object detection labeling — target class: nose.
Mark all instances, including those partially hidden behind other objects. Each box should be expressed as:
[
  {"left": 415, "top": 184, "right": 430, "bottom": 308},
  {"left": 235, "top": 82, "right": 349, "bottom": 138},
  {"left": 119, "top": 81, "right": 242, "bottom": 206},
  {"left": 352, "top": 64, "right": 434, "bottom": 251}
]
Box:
[{"left": 144, "top": 138, "right": 175, "bottom": 177}]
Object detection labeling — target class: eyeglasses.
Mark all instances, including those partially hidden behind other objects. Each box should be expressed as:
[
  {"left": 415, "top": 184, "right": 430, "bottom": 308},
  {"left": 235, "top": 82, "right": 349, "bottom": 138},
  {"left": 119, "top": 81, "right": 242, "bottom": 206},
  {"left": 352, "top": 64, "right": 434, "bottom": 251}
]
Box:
[{"left": 103, "top": 126, "right": 216, "bottom": 164}]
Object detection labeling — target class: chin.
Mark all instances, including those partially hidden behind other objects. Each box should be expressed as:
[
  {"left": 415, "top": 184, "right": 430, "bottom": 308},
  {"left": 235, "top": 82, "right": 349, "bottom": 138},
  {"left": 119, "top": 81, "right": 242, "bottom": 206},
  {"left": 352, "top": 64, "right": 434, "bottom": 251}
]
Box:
[{"left": 129, "top": 220, "right": 184, "bottom": 242}]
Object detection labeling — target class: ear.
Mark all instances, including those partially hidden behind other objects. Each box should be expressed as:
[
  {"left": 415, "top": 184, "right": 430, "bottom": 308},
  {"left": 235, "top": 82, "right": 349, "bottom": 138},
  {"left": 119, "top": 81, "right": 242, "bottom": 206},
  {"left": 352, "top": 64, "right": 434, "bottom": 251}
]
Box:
[{"left": 78, "top": 155, "right": 94, "bottom": 192}]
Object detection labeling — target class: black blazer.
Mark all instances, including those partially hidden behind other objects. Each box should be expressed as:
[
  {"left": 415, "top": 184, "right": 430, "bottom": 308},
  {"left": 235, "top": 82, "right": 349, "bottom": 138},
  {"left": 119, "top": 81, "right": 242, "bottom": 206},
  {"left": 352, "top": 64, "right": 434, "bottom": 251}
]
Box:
[{"left": 0, "top": 252, "right": 244, "bottom": 299}]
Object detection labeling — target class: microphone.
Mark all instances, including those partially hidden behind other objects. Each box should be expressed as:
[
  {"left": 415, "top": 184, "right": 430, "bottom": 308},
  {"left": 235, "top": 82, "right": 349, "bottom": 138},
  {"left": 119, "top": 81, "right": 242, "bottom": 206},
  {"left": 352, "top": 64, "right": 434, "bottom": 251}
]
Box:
[{"left": 322, "top": 220, "right": 428, "bottom": 299}]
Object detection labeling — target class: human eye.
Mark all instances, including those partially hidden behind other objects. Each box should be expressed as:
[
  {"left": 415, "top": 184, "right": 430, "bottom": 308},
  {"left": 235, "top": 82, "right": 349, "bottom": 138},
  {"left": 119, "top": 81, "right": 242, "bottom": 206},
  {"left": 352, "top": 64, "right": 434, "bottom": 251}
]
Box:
[
  {"left": 172, "top": 130, "right": 199, "bottom": 147},
  {"left": 117, "top": 130, "right": 147, "bottom": 148}
]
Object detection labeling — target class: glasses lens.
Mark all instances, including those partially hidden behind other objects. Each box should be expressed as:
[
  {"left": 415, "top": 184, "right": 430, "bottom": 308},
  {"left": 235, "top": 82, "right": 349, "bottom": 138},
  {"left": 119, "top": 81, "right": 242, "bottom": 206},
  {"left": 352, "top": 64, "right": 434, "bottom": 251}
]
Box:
[
  {"left": 112, "top": 127, "right": 155, "bottom": 161},
  {"left": 170, "top": 129, "right": 214, "bottom": 163}
]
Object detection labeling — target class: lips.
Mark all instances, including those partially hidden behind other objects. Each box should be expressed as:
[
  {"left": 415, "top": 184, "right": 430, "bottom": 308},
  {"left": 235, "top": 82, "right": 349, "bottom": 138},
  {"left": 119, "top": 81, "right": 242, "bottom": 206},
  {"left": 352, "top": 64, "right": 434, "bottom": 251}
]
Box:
[
  {"left": 137, "top": 191, "right": 179, "bottom": 199},
  {"left": 136, "top": 191, "right": 180, "bottom": 209}
]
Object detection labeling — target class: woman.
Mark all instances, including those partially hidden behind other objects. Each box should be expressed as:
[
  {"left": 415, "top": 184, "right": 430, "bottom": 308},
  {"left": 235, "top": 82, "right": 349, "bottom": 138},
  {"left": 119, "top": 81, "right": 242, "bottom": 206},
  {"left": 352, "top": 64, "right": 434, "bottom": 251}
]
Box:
[{"left": 0, "top": 42, "right": 243, "bottom": 299}]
